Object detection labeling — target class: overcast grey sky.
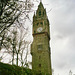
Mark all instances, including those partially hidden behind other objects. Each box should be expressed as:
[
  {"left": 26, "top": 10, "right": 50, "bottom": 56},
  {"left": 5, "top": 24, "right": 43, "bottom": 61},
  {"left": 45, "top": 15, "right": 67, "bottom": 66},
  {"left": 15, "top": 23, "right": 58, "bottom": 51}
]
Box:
[{"left": 32, "top": 0, "right": 75, "bottom": 75}]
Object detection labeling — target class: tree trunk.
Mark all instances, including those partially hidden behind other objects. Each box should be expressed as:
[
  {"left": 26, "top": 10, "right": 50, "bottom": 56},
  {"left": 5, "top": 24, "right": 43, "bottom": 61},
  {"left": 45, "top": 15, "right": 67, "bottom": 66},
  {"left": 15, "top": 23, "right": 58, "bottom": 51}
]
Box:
[
  {"left": 12, "top": 49, "right": 14, "bottom": 65},
  {"left": 16, "top": 53, "right": 18, "bottom": 66}
]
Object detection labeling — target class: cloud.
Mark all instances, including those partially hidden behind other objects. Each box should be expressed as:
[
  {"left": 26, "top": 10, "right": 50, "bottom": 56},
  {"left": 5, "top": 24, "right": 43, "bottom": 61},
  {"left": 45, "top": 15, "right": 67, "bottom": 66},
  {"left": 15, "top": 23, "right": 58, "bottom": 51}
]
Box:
[{"left": 44, "top": 0, "right": 75, "bottom": 75}]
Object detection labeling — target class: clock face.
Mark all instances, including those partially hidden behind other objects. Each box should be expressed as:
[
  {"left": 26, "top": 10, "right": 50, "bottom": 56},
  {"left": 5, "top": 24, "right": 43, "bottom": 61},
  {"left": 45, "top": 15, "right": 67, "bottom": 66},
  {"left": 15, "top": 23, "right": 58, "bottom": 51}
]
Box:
[{"left": 37, "top": 27, "right": 43, "bottom": 32}]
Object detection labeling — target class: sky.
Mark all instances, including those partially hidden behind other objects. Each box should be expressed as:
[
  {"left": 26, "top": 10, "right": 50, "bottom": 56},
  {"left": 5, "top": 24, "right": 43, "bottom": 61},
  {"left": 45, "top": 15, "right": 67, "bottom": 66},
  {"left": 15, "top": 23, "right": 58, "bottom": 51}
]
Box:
[
  {"left": 29, "top": 0, "right": 75, "bottom": 75},
  {"left": 38, "top": 0, "right": 75, "bottom": 75}
]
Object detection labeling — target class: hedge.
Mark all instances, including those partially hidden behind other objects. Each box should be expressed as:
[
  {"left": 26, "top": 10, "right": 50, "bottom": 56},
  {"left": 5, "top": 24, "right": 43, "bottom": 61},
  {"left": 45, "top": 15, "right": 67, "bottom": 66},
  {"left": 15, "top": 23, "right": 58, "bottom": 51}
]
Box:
[{"left": 0, "top": 62, "right": 33, "bottom": 75}]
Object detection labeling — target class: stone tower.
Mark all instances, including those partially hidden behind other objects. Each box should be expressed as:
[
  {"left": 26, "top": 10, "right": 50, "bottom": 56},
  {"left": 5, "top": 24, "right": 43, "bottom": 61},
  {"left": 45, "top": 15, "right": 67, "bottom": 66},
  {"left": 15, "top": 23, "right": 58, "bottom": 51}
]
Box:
[{"left": 31, "top": 1, "right": 52, "bottom": 75}]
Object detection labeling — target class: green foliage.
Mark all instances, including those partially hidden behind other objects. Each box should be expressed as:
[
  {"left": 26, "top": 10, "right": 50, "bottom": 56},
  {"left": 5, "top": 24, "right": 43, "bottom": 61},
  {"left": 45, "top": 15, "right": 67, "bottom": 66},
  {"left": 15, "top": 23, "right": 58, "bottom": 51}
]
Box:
[{"left": 0, "top": 62, "right": 33, "bottom": 75}]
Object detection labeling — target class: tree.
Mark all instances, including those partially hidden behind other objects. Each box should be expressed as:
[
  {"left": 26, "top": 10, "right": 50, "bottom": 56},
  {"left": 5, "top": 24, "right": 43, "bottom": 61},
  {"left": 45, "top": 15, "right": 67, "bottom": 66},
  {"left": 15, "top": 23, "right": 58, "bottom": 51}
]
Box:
[
  {"left": 0, "top": 0, "right": 20, "bottom": 33},
  {"left": 0, "top": 0, "right": 34, "bottom": 65},
  {"left": 0, "top": 0, "right": 34, "bottom": 50},
  {"left": 0, "top": 25, "right": 31, "bottom": 67},
  {"left": 0, "top": 0, "right": 39, "bottom": 67},
  {"left": 0, "top": 0, "right": 20, "bottom": 51}
]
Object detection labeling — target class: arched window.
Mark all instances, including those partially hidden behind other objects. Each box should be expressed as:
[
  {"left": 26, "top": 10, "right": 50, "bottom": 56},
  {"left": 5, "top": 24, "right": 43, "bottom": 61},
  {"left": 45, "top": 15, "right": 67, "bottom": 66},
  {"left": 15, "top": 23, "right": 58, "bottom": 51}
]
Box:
[
  {"left": 34, "top": 30, "right": 36, "bottom": 33},
  {"left": 37, "top": 44, "right": 42, "bottom": 50},
  {"left": 39, "top": 64, "right": 41, "bottom": 67},
  {"left": 39, "top": 11, "right": 41, "bottom": 16},
  {"left": 43, "top": 11, "right": 44, "bottom": 16},
  {"left": 37, "top": 23, "right": 39, "bottom": 26},
  {"left": 40, "top": 22, "right": 43, "bottom": 25}
]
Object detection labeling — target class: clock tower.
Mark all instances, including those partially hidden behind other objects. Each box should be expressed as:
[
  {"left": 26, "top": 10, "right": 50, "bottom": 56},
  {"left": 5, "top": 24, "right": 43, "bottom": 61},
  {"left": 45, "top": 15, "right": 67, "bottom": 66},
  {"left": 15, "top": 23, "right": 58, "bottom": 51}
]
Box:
[{"left": 31, "top": 1, "right": 52, "bottom": 75}]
